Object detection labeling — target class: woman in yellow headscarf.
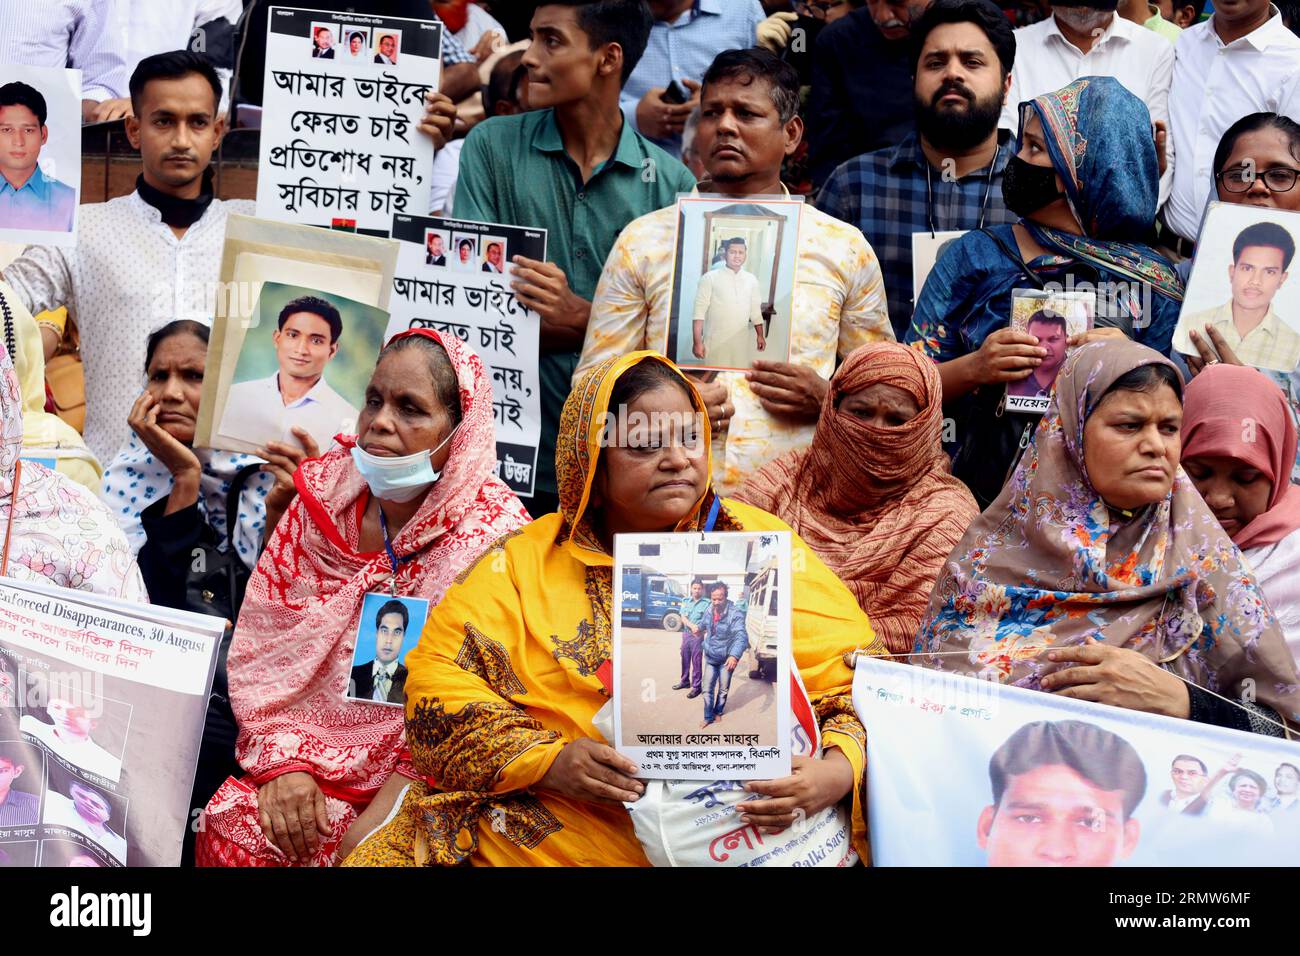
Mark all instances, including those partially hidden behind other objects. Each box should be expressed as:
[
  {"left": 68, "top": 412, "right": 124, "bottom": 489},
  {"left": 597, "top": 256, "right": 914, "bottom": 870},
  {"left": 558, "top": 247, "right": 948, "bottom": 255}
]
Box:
[
  {"left": 344, "top": 352, "right": 884, "bottom": 867},
  {"left": 0, "top": 281, "right": 100, "bottom": 491}
]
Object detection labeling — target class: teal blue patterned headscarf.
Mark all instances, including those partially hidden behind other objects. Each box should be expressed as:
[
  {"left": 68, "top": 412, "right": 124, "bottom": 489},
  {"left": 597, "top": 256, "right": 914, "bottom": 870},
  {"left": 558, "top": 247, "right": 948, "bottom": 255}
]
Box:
[{"left": 1017, "top": 76, "right": 1184, "bottom": 303}]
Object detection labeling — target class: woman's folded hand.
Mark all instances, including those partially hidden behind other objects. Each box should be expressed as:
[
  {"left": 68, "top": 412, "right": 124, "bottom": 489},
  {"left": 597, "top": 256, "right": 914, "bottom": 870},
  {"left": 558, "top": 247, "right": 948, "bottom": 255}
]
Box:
[
  {"left": 538, "top": 738, "right": 645, "bottom": 806},
  {"left": 257, "top": 771, "right": 332, "bottom": 864},
  {"left": 738, "top": 749, "right": 855, "bottom": 835}
]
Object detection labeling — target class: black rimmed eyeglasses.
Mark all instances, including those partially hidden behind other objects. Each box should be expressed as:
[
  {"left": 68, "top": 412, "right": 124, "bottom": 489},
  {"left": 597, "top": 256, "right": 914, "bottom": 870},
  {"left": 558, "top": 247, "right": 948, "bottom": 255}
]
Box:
[{"left": 1217, "top": 164, "right": 1300, "bottom": 193}]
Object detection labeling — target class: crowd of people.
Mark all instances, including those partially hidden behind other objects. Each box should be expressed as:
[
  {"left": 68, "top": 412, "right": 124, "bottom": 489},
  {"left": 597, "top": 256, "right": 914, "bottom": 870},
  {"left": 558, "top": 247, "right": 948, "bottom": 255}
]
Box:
[{"left": 0, "top": 0, "right": 1299, "bottom": 867}]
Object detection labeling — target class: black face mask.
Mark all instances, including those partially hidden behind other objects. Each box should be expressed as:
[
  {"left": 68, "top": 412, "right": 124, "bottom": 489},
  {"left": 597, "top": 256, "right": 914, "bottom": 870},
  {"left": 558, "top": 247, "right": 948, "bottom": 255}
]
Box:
[{"left": 1001, "top": 154, "right": 1065, "bottom": 218}]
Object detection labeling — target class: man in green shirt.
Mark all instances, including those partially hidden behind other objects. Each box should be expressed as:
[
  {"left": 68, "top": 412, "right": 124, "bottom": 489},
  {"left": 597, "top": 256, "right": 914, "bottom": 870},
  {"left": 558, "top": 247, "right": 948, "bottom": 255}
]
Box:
[{"left": 454, "top": 0, "right": 696, "bottom": 517}]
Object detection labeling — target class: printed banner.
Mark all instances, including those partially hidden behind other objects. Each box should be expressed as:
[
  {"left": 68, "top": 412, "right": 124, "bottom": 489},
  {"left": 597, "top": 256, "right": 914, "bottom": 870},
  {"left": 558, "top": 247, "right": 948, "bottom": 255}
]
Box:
[
  {"left": 0, "top": 64, "right": 81, "bottom": 247},
  {"left": 256, "top": 6, "right": 442, "bottom": 235},
  {"left": 0, "top": 577, "right": 225, "bottom": 867},
  {"left": 853, "top": 657, "right": 1300, "bottom": 866},
  {"left": 613, "top": 531, "right": 792, "bottom": 780},
  {"left": 384, "top": 213, "right": 543, "bottom": 498}
]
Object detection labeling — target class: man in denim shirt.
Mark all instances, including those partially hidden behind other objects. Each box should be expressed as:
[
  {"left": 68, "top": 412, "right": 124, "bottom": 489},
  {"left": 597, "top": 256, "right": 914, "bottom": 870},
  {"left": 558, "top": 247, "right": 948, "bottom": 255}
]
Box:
[
  {"left": 701, "top": 582, "right": 748, "bottom": 727},
  {"left": 674, "top": 579, "right": 711, "bottom": 698}
]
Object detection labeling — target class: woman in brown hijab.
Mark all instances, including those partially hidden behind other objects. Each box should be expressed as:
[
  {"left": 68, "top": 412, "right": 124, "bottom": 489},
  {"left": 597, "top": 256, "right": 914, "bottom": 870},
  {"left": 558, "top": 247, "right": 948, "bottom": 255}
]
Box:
[{"left": 736, "top": 342, "right": 979, "bottom": 654}]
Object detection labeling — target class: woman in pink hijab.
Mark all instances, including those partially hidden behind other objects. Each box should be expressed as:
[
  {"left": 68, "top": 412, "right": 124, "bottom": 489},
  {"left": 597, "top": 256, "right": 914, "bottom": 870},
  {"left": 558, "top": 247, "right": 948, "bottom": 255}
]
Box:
[{"left": 1182, "top": 364, "right": 1300, "bottom": 666}]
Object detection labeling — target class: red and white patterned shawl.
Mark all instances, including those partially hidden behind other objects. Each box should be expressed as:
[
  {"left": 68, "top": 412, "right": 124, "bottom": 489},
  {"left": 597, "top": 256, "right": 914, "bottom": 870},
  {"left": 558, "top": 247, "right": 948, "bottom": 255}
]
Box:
[{"left": 226, "top": 329, "right": 530, "bottom": 794}]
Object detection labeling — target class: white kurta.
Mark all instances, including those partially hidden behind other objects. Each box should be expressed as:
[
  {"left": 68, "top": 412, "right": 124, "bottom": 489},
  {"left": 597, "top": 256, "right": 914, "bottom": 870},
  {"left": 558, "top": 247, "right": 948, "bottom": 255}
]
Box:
[
  {"left": 692, "top": 265, "right": 761, "bottom": 369},
  {"left": 1245, "top": 525, "right": 1300, "bottom": 668}
]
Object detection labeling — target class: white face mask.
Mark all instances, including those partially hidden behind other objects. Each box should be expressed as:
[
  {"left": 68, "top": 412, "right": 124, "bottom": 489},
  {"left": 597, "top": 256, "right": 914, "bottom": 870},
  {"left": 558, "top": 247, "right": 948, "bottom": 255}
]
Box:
[{"left": 350, "top": 427, "right": 457, "bottom": 503}]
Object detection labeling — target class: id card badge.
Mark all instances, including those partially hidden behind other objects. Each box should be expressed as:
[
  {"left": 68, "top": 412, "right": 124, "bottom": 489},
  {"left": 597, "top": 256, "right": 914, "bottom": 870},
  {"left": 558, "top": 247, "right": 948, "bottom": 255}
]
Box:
[
  {"left": 911, "top": 230, "right": 967, "bottom": 306},
  {"left": 344, "top": 592, "right": 431, "bottom": 707}
]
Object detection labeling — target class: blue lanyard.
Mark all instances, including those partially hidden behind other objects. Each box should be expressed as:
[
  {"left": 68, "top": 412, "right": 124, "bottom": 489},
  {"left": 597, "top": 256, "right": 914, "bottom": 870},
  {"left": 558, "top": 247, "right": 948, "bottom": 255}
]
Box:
[
  {"left": 378, "top": 507, "right": 415, "bottom": 596},
  {"left": 703, "top": 494, "right": 721, "bottom": 532}
]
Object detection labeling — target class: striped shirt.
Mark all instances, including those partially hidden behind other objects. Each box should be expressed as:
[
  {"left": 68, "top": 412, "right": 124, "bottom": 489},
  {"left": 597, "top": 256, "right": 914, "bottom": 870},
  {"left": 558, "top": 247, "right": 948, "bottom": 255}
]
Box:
[
  {"left": 0, "top": 0, "right": 129, "bottom": 101},
  {"left": 0, "top": 787, "right": 39, "bottom": 827}
]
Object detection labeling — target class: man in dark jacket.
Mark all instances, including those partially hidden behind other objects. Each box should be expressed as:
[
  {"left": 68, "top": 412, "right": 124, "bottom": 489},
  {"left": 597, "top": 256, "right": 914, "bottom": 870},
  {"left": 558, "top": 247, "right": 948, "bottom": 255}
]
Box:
[{"left": 701, "top": 583, "right": 749, "bottom": 727}]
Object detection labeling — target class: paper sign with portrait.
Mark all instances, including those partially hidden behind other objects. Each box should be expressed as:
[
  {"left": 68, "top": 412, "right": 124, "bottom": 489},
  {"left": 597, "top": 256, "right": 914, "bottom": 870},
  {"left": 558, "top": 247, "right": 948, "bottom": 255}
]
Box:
[
  {"left": 1172, "top": 203, "right": 1300, "bottom": 373},
  {"left": 612, "top": 530, "right": 792, "bottom": 780}
]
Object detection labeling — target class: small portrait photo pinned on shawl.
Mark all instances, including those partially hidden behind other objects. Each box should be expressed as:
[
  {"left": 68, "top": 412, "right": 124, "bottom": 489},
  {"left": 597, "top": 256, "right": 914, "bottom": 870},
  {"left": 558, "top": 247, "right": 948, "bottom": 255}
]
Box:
[
  {"left": 0, "top": 64, "right": 81, "bottom": 247},
  {"left": 665, "top": 195, "right": 802, "bottom": 373},
  {"left": 18, "top": 671, "right": 131, "bottom": 784},
  {"left": 346, "top": 593, "right": 429, "bottom": 707},
  {"left": 612, "top": 530, "right": 792, "bottom": 780},
  {"left": 1005, "top": 287, "right": 1094, "bottom": 414},
  {"left": 212, "top": 281, "right": 389, "bottom": 455},
  {"left": 1173, "top": 203, "right": 1300, "bottom": 373}
]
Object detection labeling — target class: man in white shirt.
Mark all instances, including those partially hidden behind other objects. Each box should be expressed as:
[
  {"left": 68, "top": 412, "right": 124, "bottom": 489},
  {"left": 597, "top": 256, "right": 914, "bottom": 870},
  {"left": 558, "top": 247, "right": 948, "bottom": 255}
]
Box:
[
  {"left": 1164, "top": 0, "right": 1300, "bottom": 245},
  {"left": 96, "top": 0, "right": 244, "bottom": 119},
  {"left": 43, "top": 781, "right": 127, "bottom": 863},
  {"left": 19, "top": 696, "right": 121, "bottom": 781},
  {"left": 1160, "top": 754, "right": 1217, "bottom": 814},
  {"left": 0, "top": 0, "right": 131, "bottom": 123},
  {"left": 691, "top": 237, "right": 766, "bottom": 368},
  {"left": 1000, "top": 0, "right": 1174, "bottom": 197},
  {"left": 219, "top": 295, "right": 360, "bottom": 452}
]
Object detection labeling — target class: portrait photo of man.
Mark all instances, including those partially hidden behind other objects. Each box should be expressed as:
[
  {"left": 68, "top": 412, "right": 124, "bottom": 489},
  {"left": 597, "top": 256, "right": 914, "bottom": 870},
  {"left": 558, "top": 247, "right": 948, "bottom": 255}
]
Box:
[
  {"left": 0, "top": 743, "right": 40, "bottom": 827},
  {"left": 43, "top": 779, "right": 126, "bottom": 863},
  {"left": 374, "top": 33, "right": 399, "bottom": 65},
  {"left": 19, "top": 692, "right": 121, "bottom": 782},
  {"left": 219, "top": 293, "right": 361, "bottom": 451},
  {"left": 425, "top": 229, "right": 447, "bottom": 266},
  {"left": 349, "top": 598, "right": 419, "bottom": 705},
  {"left": 1159, "top": 754, "right": 1215, "bottom": 815},
  {"left": 0, "top": 81, "right": 76, "bottom": 233},
  {"left": 977, "top": 719, "right": 1146, "bottom": 867},
  {"left": 1181, "top": 221, "right": 1300, "bottom": 372},
  {"left": 691, "top": 237, "right": 766, "bottom": 368},
  {"left": 1007, "top": 311, "right": 1068, "bottom": 398},
  {"left": 481, "top": 240, "right": 505, "bottom": 274},
  {"left": 311, "top": 25, "right": 336, "bottom": 58}
]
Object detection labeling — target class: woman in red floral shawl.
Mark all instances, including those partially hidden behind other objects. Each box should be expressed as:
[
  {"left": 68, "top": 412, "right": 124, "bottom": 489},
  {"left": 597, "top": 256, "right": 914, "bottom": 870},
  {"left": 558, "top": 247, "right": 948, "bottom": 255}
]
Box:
[{"left": 197, "top": 329, "right": 529, "bottom": 866}]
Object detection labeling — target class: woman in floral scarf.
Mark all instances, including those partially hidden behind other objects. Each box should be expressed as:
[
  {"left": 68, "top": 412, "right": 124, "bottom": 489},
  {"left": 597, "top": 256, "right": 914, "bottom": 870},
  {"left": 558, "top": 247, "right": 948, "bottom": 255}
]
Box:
[{"left": 915, "top": 340, "right": 1300, "bottom": 737}]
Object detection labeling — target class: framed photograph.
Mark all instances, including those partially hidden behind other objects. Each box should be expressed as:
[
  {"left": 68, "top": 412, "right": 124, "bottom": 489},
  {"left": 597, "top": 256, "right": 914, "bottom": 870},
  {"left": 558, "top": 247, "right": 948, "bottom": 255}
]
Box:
[
  {"left": 213, "top": 281, "right": 388, "bottom": 452},
  {"left": 345, "top": 593, "right": 429, "bottom": 707},
  {"left": 612, "top": 530, "right": 792, "bottom": 780},
  {"left": 1172, "top": 203, "right": 1300, "bottom": 373},
  {"left": 664, "top": 195, "right": 802, "bottom": 373},
  {"left": 0, "top": 63, "right": 81, "bottom": 247},
  {"left": 1005, "top": 288, "right": 1094, "bottom": 414}
]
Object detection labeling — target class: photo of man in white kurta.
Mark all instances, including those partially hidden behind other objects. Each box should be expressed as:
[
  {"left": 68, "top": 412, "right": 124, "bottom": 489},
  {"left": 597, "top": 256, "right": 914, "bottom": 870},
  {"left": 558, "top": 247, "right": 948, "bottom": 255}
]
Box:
[{"left": 691, "top": 237, "right": 766, "bottom": 368}]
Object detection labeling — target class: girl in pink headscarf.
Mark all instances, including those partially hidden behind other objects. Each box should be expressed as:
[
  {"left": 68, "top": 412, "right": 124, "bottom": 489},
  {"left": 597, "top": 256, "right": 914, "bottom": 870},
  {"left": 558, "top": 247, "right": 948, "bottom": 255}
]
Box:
[{"left": 1182, "top": 364, "right": 1300, "bottom": 666}]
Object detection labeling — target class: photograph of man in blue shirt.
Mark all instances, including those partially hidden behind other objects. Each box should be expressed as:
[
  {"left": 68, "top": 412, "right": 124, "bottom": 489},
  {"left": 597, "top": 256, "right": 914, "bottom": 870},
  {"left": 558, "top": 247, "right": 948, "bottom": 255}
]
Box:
[
  {"left": 701, "top": 582, "right": 748, "bottom": 727},
  {"left": 0, "top": 81, "right": 76, "bottom": 233}
]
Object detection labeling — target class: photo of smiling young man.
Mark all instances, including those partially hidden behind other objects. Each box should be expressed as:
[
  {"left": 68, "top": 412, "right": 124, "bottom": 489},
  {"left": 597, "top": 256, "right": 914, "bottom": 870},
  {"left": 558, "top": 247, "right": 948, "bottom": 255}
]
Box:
[
  {"left": 1180, "top": 220, "right": 1300, "bottom": 372},
  {"left": 0, "top": 80, "right": 76, "bottom": 234},
  {"left": 219, "top": 292, "right": 361, "bottom": 452}
]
